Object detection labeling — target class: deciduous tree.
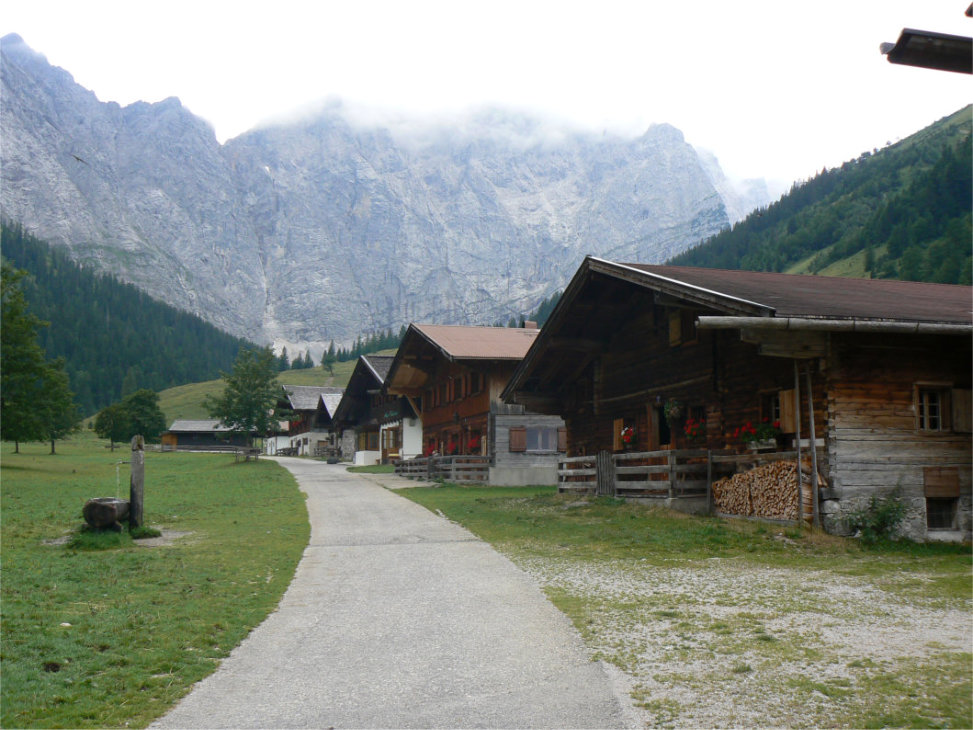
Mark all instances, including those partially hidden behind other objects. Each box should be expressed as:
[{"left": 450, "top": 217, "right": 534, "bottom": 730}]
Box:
[{"left": 205, "top": 347, "right": 285, "bottom": 449}]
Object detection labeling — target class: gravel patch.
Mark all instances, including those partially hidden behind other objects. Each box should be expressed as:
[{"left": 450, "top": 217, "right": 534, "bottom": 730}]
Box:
[{"left": 512, "top": 555, "right": 971, "bottom": 728}]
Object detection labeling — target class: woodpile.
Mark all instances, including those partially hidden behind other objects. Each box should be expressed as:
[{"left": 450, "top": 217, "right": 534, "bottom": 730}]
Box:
[{"left": 713, "top": 458, "right": 824, "bottom": 522}]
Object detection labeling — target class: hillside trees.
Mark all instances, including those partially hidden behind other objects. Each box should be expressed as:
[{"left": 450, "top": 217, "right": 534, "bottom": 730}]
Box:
[
  {"left": 669, "top": 107, "right": 971, "bottom": 283},
  {"left": 1, "top": 222, "right": 252, "bottom": 415},
  {"left": 205, "top": 347, "right": 287, "bottom": 448},
  {"left": 1, "top": 262, "right": 81, "bottom": 452}
]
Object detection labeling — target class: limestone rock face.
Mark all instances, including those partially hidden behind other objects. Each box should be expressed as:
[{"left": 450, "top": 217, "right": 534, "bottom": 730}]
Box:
[{"left": 2, "top": 34, "right": 768, "bottom": 352}]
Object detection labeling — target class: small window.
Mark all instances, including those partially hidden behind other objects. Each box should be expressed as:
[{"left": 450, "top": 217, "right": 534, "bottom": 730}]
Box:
[
  {"left": 926, "top": 498, "right": 958, "bottom": 530},
  {"left": 470, "top": 372, "right": 482, "bottom": 394},
  {"left": 526, "top": 426, "right": 558, "bottom": 452},
  {"left": 917, "top": 387, "right": 950, "bottom": 431}
]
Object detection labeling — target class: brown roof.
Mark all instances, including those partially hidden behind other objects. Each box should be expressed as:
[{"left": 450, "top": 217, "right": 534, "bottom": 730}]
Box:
[
  {"left": 412, "top": 323, "right": 540, "bottom": 360},
  {"left": 624, "top": 263, "right": 972, "bottom": 324}
]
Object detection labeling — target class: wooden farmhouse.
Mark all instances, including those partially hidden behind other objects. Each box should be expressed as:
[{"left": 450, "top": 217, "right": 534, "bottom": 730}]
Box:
[
  {"left": 386, "top": 323, "right": 566, "bottom": 485},
  {"left": 503, "top": 256, "right": 972, "bottom": 541},
  {"left": 332, "top": 355, "right": 421, "bottom": 466},
  {"left": 273, "top": 385, "right": 345, "bottom": 456},
  {"left": 161, "top": 419, "right": 254, "bottom": 451}
]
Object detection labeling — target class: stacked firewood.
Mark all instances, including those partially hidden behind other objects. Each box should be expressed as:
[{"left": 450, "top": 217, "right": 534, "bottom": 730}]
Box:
[{"left": 713, "top": 458, "right": 821, "bottom": 521}]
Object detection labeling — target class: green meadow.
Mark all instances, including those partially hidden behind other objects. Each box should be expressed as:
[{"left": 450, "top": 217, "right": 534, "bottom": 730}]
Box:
[{"left": 0, "top": 433, "right": 309, "bottom": 729}]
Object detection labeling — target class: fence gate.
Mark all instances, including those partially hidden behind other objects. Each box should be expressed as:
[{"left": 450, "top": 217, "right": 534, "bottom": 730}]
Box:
[{"left": 596, "top": 450, "right": 615, "bottom": 496}]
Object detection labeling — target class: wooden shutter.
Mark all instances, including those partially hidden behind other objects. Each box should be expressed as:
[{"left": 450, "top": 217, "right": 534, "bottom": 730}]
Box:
[
  {"left": 508, "top": 427, "right": 526, "bottom": 452},
  {"left": 612, "top": 418, "right": 624, "bottom": 451},
  {"left": 557, "top": 427, "right": 567, "bottom": 452},
  {"left": 668, "top": 311, "right": 682, "bottom": 347},
  {"left": 924, "top": 467, "right": 960, "bottom": 498},
  {"left": 952, "top": 389, "right": 972, "bottom": 433},
  {"left": 778, "top": 388, "right": 797, "bottom": 433}
]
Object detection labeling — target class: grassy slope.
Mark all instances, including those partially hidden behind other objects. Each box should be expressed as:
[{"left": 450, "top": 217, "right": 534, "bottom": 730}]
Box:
[
  {"left": 0, "top": 432, "right": 309, "bottom": 729},
  {"left": 157, "top": 359, "right": 359, "bottom": 422}
]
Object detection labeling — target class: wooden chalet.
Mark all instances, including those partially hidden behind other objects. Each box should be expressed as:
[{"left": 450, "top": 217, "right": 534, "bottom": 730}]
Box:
[
  {"left": 275, "top": 384, "right": 344, "bottom": 456},
  {"left": 332, "top": 355, "right": 419, "bottom": 465},
  {"left": 503, "top": 257, "right": 972, "bottom": 541},
  {"left": 386, "top": 324, "right": 566, "bottom": 485},
  {"left": 161, "top": 419, "right": 253, "bottom": 450}
]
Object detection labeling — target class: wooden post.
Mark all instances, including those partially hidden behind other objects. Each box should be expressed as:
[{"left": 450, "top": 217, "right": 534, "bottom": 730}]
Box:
[
  {"left": 596, "top": 450, "right": 614, "bottom": 496},
  {"left": 706, "top": 449, "right": 713, "bottom": 514},
  {"left": 793, "top": 361, "right": 802, "bottom": 517},
  {"left": 667, "top": 450, "right": 676, "bottom": 500},
  {"left": 129, "top": 435, "right": 145, "bottom": 530},
  {"left": 805, "top": 367, "right": 820, "bottom": 528}
]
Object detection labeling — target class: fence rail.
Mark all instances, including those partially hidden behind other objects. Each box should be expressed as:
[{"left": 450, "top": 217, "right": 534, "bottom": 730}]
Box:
[
  {"left": 395, "top": 455, "right": 490, "bottom": 484},
  {"left": 556, "top": 448, "right": 825, "bottom": 507}
]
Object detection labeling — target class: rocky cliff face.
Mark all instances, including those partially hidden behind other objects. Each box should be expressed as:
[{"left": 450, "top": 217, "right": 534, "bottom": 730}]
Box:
[{"left": 1, "top": 34, "right": 767, "bottom": 355}]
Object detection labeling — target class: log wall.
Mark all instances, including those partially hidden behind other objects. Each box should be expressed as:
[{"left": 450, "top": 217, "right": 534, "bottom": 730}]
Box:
[{"left": 825, "top": 333, "right": 973, "bottom": 540}]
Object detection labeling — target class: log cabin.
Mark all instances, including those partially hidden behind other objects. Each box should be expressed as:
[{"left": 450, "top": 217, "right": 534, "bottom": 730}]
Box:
[
  {"left": 386, "top": 323, "right": 566, "bottom": 485},
  {"left": 502, "top": 256, "right": 972, "bottom": 541},
  {"left": 332, "top": 355, "right": 420, "bottom": 465},
  {"left": 161, "top": 419, "right": 256, "bottom": 450}
]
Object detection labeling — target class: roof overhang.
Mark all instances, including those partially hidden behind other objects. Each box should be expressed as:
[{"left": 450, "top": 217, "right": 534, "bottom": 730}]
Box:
[
  {"left": 696, "top": 315, "right": 973, "bottom": 336},
  {"left": 881, "top": 28, "right": 973, "bottom": 74}
]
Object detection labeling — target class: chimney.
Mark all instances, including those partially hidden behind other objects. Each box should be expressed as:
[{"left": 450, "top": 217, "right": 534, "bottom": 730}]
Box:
[{"left": 523, "top": 320, "right": 538, "bottom": 330}]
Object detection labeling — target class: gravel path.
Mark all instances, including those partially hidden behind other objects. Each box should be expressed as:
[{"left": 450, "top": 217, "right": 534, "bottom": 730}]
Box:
[
  {"left": 153, "top": 460, "right": 631, "bottom": 729},
  {"left": 515, "top": 555, "right": 972, "bottom": 728}
]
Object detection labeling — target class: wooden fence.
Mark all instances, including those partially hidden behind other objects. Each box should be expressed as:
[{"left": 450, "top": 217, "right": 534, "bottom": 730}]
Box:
[
  {"left": 557, "top": 446, "right": 828, "bottom": 513},
  {"left": 395, "top": 455, "right": 490, "bottom": 484}
]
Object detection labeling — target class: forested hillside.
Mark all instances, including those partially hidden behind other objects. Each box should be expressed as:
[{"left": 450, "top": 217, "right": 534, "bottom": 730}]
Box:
[
  {"left": 1, "top": 223, "right": 253, "bottom": 415},
  {"left": 670, "top": 106, "right": 971, "bottom": 284}
]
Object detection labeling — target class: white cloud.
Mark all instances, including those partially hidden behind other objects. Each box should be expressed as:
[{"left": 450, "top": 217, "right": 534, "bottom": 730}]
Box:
[{"left": 3, "top": 0, "right": 970, "bottom": 184}]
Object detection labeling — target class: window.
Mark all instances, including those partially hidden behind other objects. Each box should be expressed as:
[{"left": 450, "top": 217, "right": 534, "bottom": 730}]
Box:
[
  {"left": 526, "top": 426, "right": 558, "bottom": 452},
  {"left": 668, "top": 309, "right": 698, "bottom": 347},
  {"left": 470, "top": 372, "right": 482, "bottom": 394},
  {"left": 509, "top": 426, "right": 562, "bottom": 453},
  {"left": 917, "top": 386, "right": 950, "bottom": 431},
  {"left": 925, "top": 466, "right": 960, "bottom": 530},
  {"left": 926, "top": 498, "right": 957, "bottom": 530},
  {"left": 760, "top": 392, "right": 781, "bottom": 425}
]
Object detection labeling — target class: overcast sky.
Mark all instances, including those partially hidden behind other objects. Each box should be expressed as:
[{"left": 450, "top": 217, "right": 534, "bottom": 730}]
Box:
[{"left": 3, "top": 1, "right": 970, "bottom": 186}]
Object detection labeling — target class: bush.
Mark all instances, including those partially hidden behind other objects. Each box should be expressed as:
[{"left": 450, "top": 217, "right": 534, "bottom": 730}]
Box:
[{"left": 845, "top": 490, "right": 907, "bottom": 544}]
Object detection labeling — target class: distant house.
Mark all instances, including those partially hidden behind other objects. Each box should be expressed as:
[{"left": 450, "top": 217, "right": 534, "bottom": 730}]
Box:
[
  {"left": 503, "top": 257, "right": 972, "bottom": 541},
  {"left": 276, "top": 385, "right": 344, "bottom": 455},
  {"left": 386, "top": 323, "right": 566, "bottom": 485},
  {"left": 332, "top": 355, "right": 420, "bottom": 465},
  {"left": 161, "top": 420, "right": 251, "bottom": 450}
]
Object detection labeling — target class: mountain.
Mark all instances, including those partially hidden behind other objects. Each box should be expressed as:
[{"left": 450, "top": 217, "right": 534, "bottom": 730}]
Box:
[
  {"left": 670, "top": 106, "right": 971, "bottom": 284},
  {"left": 1, "top": 33, "right": 769, "bottom": 355}
]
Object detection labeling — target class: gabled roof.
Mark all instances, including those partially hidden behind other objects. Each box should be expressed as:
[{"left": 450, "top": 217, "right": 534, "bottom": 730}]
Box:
[
  {"left": 410, "top": 323, "right": 540, "bottom": 360},
  {"left": 386, "top": 323, "right": 540, "bottom": 394},
  {"left": 502, "top": 256, "right": 973, "bottom": 405},
  {"left": 319, "top": 391, "right": 344, "bottom": 418},
  {"left": 621, "top": 262, "right": 972, "bottom": 323},
  {"left": 166, "top": 419, "right": 289, "bottom": 433},
  {"left": 167, "top": 419, "right": 234, "bottom": 433},
  {"left": 361, "top": 355, "right": 394, "bottom": 383},
  {"left": 332, "top": 354, "right": 394, "bottom": 424},
  {"left": 280, "top": 384, "right": 345, "bottom": 411}
]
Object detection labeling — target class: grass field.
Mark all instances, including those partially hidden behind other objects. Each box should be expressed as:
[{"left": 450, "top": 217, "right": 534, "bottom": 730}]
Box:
[
  {"left": 401, "top": 485, "right": 972, "bottom": 728},
  {"left": 0, "top": 432, "right": 309, "bottom": 729}
]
